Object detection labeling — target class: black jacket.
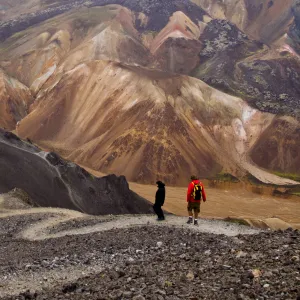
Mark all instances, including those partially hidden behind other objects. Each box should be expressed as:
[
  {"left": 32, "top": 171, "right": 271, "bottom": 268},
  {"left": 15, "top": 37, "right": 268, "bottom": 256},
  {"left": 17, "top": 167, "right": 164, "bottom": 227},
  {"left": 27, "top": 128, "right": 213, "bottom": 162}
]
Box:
[{"left": 155, "top": 184, "right": 165, "bottom": 206}]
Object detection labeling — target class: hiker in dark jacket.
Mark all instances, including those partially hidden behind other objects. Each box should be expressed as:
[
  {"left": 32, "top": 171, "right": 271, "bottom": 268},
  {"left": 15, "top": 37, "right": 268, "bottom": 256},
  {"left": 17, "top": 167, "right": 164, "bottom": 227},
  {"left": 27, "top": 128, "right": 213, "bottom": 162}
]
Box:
[{"left": 153, "top": 181, "right": 165, "bottom": 221}]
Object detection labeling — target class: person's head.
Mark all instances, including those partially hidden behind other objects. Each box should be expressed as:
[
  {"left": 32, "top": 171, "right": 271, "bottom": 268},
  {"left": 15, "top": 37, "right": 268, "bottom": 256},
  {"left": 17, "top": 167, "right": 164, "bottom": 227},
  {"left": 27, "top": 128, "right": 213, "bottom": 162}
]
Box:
[
  {"left": 156, "top": 181, "right": 165, "bottom": 188},
  {"left": 190, "top": 175, "right": 198, "bottom": 181}
]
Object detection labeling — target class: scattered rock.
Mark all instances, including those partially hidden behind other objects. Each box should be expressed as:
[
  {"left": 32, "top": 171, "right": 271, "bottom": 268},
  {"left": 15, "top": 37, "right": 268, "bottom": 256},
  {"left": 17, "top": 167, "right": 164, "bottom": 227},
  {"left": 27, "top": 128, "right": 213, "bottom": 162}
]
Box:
[
  {"left": 157, "top": 242, "right": 163, "bottom": 248},
  {"left": 186, "top": 271, "right": 195, "bottom": 281},
  {"left": 132, "top": 295, "right": 145, "bottom": 300},
  {"left": 236, "top": 251, "right": 247, "bottom": 258}
]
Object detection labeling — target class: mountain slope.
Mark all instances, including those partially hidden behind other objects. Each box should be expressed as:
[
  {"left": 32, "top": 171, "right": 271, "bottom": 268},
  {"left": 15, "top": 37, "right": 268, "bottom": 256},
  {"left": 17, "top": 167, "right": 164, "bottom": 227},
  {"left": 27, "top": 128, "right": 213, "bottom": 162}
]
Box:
[
  {"left": 15, "top": 60, "right": 299, "bottom": 185},
  {"left": 0, "top": 0, "right": 299, "bottom": 185},
  {"left": 0, "top": 69, "right": 33, "bottom": 130},
  {"left": 0, "top": 129, "right": 152, "bottom": 214}
]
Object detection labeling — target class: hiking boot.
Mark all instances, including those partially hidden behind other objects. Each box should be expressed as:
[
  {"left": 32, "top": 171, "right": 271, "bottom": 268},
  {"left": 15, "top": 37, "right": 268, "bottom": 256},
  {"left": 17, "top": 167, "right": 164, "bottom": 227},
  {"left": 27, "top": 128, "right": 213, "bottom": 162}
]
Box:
[
  {"left": 194, "top": 220, "right": 198, "bottom": 226},
  {"left": 187, "top": 218, "right": 193, "bottom": 224},
  {"left": 157, "top": 217, "right": 165, "bottom": 221}
]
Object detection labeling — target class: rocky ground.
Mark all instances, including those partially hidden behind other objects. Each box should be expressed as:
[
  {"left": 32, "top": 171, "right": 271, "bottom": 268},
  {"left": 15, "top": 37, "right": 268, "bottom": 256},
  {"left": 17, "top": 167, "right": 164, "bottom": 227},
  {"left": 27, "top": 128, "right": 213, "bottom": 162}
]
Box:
[{"left": 0, "top": 195, "right": 299, "bottom": 300}]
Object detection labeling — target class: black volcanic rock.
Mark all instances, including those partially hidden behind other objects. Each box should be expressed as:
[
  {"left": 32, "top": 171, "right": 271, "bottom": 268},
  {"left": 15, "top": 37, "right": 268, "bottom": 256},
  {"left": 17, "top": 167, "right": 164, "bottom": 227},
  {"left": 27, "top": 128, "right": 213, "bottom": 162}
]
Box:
[
  {"left": 0, "top": 129, "right": 152, "bottom": 215},
  {"left": 289, "top": 0, "right": 300, "bottom": 54},
  {"left": 194, "top": 19, "right": 300, "bottom": 118},
  {"left": 121, "top": 0, "right": 206, "bottom": 32},
  {"left": 0, "top": 226, "right": 300, "bottom": 300},
  {"left": 0, "top": 0, "right": 207, "bottom": 41}
]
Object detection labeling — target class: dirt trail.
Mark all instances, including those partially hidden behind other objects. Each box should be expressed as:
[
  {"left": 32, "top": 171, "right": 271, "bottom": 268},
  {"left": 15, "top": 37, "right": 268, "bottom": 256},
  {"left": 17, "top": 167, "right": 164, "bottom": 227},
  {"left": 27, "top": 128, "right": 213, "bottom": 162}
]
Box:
[
  {"left": 0, "top": 193, "right": 259, "bottom": 242},
  {"left": 21, "top": 215, "right": 259, "bottom": 241}
]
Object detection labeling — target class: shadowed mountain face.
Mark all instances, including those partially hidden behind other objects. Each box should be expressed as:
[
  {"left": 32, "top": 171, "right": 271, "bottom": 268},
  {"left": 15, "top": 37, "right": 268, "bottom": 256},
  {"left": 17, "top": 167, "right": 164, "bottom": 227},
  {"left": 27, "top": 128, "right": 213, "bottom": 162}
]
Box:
[
  {"left": 0, "top": 129, "right": 153, "bottom": 214},
  {"left": 0, "top": 0, "right": 299, "bottom": 185}
]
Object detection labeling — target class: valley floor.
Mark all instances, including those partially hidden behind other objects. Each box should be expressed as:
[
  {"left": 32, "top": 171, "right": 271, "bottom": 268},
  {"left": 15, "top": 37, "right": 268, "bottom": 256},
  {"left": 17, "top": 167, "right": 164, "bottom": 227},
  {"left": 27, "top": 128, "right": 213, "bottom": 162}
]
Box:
[
  {"left": 0, "top": 194, "right": 300, "bottom": 299},
  {"left": 80, "top": 166, "right": 300, "bottom": 229},
  {"left": 130, "top": 182, "right": 300, "bottom": 230}
]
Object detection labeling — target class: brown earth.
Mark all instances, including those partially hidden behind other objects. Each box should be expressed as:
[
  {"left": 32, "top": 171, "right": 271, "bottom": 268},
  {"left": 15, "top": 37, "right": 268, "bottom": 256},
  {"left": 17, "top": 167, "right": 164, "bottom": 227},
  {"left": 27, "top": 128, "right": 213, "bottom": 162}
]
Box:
[
  {"left": 82, "top": 166, "right": 300, "bottom": 229},
  {"left": 15, "top": 60, "right": 299, "bottom": 186},
  {"left": 131, "top": 182, "right": 300, "bottom": 229}
]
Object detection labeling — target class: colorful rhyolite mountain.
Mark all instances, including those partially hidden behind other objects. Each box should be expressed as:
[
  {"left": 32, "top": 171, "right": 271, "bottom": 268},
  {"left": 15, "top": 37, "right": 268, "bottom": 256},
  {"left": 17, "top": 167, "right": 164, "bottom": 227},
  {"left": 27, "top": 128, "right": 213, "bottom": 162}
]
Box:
[{"left": 0, "top": 0, "right": 299, "bottom": 185}]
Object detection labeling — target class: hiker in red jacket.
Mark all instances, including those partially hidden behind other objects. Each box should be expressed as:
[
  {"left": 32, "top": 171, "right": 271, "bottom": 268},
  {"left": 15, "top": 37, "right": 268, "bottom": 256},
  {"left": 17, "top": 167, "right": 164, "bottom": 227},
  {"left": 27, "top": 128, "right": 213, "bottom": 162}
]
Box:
[{"left": 186, "top": 175, "right": 206, "bottom": 225}]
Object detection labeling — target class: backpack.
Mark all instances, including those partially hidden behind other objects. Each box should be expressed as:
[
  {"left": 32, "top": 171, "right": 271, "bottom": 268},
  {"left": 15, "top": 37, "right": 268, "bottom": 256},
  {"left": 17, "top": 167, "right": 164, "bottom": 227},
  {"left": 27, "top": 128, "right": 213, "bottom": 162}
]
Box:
[{"left": 192, "top": 182, "right": 202, "bottom": 200}]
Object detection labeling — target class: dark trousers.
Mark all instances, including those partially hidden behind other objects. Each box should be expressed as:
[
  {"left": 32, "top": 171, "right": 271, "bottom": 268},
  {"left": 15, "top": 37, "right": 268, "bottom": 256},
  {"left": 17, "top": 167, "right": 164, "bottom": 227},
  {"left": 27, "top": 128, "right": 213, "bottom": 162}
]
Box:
[{"left": 153, "top": 203, "right": 165, "bottom": 219}]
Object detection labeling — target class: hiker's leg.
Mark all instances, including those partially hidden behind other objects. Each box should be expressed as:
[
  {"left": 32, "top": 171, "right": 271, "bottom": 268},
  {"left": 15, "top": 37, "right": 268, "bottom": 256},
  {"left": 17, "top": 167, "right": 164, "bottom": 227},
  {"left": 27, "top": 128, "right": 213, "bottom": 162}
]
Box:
[
  {"left": 194, "top": 203, "right": 200, "bottom": 219},
  {"left": 187, "top": 202, "right": 193, "bottom": 217},
  {"left": 153, "top": 204, "right": 159, "bottom": 217},
  {"left": 187, "top": 202, "right": 193, "bottom": 223},
  {"left": 158, "top": 205, "right": 165, "bottom": 219}
]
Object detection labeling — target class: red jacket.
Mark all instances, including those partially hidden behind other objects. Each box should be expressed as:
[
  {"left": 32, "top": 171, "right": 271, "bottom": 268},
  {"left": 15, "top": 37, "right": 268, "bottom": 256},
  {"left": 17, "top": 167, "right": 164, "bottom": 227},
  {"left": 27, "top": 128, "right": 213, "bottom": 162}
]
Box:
[{"left": 187, "top": 180, "right": 206, "bottom": 202}]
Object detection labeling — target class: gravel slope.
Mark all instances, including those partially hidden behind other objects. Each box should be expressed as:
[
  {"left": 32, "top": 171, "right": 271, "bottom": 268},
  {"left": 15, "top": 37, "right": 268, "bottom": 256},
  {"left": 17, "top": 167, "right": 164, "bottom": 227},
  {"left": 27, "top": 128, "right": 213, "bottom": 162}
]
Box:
[
  {"left": 0, "top": 225, "right": 299, "bottom": 300},
  {"left": 0, "top": 195, "right": 299, "bottom": 299}
]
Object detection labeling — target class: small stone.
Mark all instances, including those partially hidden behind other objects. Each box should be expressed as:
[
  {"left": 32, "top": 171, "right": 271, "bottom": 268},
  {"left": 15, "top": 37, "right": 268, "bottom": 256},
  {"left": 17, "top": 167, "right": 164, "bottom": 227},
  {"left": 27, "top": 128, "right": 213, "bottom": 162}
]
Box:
[
  {"left": 263, "top": 284, "right": 270, "bottom": 288},
  {"left": 236, "top": 251, "right": 247, "bottom": 258},
  {"left": 264, "top": 271, "right": 273, "bottom": 278},
  {"left": 117, "top": 269, "right": 125, "bottom": 277},
  {"left": 204, "top": 250, "right": 211, "bottom": 255},
  {"left": 156, "top": 289, "right": 166, "bottom": 295},
  {"left": 123, "top": 291, "right": 133, "bottom": 298},
  {"left": 132, "top": 295, "right": 145, "bottom": 300},
  {"left": 41, "top": 260, "right": 49, "bottom": 267},
  {"left": 186, "top": 271, "right": 194, "bottom": 281},
  {"left": 126, "top": 257, "right": 135, "bottom": 265},
  {"left": 157, "top": 242, "right": 163, "bottom": 248},
  {"left": 146, "top": 270, "right": 156, "bottom": 277},
  {"left": 109, "top": 270, "right": 120, "bottom": 280},
  {"left": 251, "top": 269, "right": 262, "bottom": 278},
  {"left": 223, "top": 265, "right": 232, "bottom": 269}
]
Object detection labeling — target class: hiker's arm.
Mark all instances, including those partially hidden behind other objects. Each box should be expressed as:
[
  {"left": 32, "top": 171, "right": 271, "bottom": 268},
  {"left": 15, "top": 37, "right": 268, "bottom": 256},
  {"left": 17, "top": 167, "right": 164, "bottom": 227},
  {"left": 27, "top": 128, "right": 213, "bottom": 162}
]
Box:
[
  {"left": 187, "top": 183, "right": 192, "bottom": 202},
  {"left": 202, "top": 185, "right": 207, "bottom": 202},
  {"left": 161, "top": 189, "right": 165, "bottom": 206}
]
